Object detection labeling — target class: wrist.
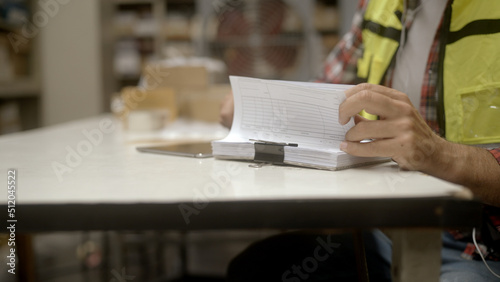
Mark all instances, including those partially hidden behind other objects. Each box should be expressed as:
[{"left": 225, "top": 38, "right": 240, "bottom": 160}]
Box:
[
  {"left": 422, "top": 137, "right": 500, "bottom": 197},
  {"left": 419, "top": 135, "right": 462, "bottom": 181}
]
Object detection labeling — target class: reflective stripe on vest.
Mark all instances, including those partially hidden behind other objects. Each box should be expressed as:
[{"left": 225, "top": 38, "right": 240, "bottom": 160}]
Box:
[
  {"left": 357, "top": 0, "right": 403, "bottom": 120},
  {"left": 358, "top": 0, "right": 500, "bottom": 144}
]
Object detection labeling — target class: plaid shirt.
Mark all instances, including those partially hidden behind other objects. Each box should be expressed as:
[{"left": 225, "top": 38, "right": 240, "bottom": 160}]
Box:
[{"left": 318, "top": 0, "right": 500, "bottom": 260}]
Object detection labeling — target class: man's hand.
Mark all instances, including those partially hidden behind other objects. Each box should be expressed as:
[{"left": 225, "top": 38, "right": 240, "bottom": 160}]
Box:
[
  {"left": 338, "top": 83, "right": 500, "bottom": 205},
  {"left": 220, "top": 92, "right": 234, "bottom": 129},
  {"left": 338, "top": 83, "right": 443, "bottom": 171}
]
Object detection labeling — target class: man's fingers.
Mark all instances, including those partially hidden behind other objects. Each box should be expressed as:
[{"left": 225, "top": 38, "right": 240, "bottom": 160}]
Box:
[
  {"left": 339, "top": 90, "right": 412, "bottom": 125},
  {"left": 354, "top": 114, "right": 368, "bottom": 124},
  {"left": 345, "top": 120, "right": 401, "bottom": 141},
  {"left": 345, "top": 83, "right": 411, "bottom": 103},
  {"left": 340, "top": 138, "right": 399, "bottom": 158}
]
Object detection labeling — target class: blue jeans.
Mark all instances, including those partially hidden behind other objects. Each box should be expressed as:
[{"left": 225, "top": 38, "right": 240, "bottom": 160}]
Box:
[
  {"left": 226, "top": 230, "right": 500, "bottom": 281},
  {"left": 441, "top": 231, "right": 500, "bottom": 281}
]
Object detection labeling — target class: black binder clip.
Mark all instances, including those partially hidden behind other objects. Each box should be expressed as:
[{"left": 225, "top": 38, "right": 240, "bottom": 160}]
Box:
[{"left": 250, "top": 139, "right": 298, "bottom": 166}]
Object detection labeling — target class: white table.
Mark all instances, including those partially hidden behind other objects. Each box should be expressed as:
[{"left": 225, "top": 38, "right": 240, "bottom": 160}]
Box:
[{"left": 0, "top": 115, "right": 481, "bottom": 282}]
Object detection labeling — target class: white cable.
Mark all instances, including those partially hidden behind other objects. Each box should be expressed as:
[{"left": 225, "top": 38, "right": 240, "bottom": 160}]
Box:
[{"left": 472, "top": 227, "right": 500, "bottom": 279}]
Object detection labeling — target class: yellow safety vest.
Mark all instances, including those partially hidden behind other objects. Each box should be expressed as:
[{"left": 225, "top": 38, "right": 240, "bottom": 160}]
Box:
[{"left": 357, "top": 0, "right": 500, "bottom": 145}]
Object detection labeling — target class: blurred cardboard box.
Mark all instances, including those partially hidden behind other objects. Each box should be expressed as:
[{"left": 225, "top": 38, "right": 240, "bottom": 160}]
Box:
[
  {"left": 181, "top": 84, "right": 231, "bottom": 123},
  {"left": 121, "top": 86, "right": 177, "bottom": 118},
  {"left": 144, "top": 65, "right": 208, "bottom": 89},
  {"left": 120, "top": 87, "right": 177, "bottom": 130},
  {"left": 141, "top": 65, "right": 230, "bottom": 122}
]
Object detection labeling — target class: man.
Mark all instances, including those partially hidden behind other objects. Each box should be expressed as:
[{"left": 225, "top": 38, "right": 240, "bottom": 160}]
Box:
[{"left": 221, "top": 0, "right": 500, "bottom": 280}]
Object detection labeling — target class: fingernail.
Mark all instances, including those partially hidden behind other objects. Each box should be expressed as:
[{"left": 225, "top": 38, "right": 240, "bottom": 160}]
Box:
[{"left": 340, "top": 141, "right": 347, "bottom": 151}]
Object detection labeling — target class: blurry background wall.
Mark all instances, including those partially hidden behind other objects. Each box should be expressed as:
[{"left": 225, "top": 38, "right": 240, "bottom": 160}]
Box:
[
  {"left": 0, "top": 0, "right": 356, "bottom": 131},
  {"left": 40, "top": 0, "right": 103, "bottom": 126}
]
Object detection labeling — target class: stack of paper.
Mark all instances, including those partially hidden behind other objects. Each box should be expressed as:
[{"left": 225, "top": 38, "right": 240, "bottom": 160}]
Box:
[{"left": 212, "top": 76, "right": 387, "bottom": 170}]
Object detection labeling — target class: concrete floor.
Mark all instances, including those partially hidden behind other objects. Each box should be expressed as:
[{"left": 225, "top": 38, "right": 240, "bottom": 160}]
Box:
[{"left": 1, "top": 230, "right": 277, "bottom": 282}]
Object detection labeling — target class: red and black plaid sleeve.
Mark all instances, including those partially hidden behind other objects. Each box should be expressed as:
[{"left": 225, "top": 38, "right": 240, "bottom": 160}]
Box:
[{"left": 316, "top": 0, "right": 367, "bottom": 84}]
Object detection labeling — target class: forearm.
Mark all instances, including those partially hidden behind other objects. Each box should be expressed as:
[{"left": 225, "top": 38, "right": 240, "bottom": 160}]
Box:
[{"left": 426, "top": 138, "right": 500, "bottom": 206}]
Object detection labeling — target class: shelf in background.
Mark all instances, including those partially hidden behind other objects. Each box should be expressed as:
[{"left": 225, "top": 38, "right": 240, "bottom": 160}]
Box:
[
  {"left": 0, "top": 20, "right": 21, "bottom": 33},
  {"left": 0, "top": 78, "right": 40, "bottom": 98},
  {"left": 112, "top": 0, "right": 153, "bottom": 4}
]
